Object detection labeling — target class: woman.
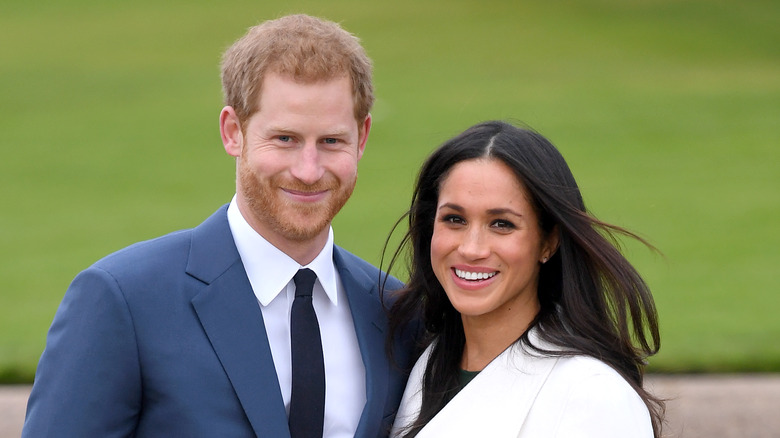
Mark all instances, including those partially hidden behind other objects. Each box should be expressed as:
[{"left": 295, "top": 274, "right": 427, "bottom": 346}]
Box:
[{"left": 386, "top": 121, "right": 664, "bottom": 437}]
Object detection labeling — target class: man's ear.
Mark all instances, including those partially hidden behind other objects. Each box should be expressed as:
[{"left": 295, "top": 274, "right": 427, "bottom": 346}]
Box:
[
  {"left": 356, "top": 113, "right": 372, "bottom": 161},
  {"left": 220, "top": 106, "right": 243, "bottom": 157}
]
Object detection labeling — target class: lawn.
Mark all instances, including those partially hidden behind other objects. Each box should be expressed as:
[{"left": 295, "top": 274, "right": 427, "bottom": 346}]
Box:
[{"left": 1, "top": 0, "right": 778, "bottom": 381}]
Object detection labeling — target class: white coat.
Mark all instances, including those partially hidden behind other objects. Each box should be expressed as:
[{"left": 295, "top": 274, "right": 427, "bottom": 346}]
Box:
[{"left": 391, "top": 330, "right": 653, "bottom": 437}]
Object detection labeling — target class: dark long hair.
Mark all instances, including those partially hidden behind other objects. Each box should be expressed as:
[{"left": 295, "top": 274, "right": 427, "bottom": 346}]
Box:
[{"left": 385, "top": 121, "right": 663, "bottom": 437}]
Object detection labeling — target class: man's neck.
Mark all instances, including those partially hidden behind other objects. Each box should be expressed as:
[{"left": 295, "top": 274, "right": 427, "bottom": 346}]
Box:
[{"left": 236, "top": 203, "right": 330, "bottom": 266}]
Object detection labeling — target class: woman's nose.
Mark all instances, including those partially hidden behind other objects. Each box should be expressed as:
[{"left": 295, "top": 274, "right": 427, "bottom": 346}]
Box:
[{"left": 458, "top": 228, "right": 490, "bottom": 260}]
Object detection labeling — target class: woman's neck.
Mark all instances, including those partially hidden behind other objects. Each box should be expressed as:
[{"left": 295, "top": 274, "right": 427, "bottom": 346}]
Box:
[{"left": 460, "top": 300, "right": 539, "bottom": 371}]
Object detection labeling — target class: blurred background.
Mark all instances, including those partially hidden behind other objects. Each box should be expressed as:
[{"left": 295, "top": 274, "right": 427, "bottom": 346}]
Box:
[{"left": 1, "top": 0, "right": 778, "bottom": 382}]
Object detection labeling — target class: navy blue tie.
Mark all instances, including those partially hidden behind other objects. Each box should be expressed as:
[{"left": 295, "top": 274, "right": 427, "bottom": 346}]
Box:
[{"left": 289, "top": 268, "right": 325, "bottom": 438}]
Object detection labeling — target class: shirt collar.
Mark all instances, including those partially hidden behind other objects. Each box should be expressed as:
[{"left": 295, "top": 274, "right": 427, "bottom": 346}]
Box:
[{"left": 227, "top": 196, "right": 339, "bottom": 306}]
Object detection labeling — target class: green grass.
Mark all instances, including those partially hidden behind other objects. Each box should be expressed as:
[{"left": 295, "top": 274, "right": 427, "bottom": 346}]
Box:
[{"left": 1, "top": 0, "right": 778, "bottom": 381}]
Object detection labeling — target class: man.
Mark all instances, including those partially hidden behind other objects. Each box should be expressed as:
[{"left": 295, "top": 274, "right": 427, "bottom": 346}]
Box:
[{"left": 24, "top": 14, "right": 414, "bottom": 437}]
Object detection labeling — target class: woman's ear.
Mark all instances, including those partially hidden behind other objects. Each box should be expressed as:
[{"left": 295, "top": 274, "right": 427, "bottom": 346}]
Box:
[{"left": 541, "top": 225, "right": 560, "bottom": 263}]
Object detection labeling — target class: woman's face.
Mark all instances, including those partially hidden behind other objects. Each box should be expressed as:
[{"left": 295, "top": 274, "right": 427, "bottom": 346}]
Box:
[{"left": 430, "top": 159, "right": 556, "bottom": 329}]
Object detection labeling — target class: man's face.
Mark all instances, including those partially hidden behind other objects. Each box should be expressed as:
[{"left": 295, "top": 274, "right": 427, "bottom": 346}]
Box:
[{"left": 229, "top": 73, "right": 369, "bottom": 253}]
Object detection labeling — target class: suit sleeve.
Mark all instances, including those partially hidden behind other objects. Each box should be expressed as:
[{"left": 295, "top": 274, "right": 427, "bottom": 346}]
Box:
[
  {"left": 23, "top": 266, "right": 142, "bottom": 437},
  {"left": 550, "top": 372, "right": 653, "bottom": 438}
]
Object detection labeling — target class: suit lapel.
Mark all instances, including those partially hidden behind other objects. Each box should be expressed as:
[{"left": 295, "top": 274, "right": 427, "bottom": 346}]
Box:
[
  {"left": 335, "top": 247, "right": 388, "bottom": 438},
  {"left": 187, "top": 206, "right": 290, "bottom": 438}
]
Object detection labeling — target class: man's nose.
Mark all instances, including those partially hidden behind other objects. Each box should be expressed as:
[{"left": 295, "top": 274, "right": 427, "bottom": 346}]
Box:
[{"left": 290, "top": 143, "right": 325, "bottom": 184}]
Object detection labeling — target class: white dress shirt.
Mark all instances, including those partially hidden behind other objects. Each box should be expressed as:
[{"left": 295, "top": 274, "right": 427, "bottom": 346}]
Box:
[{"left": 227, "top": 197, "right": 366, "bottom": 437}]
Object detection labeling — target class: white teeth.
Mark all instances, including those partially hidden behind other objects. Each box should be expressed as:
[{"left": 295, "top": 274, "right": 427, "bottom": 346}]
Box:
[{"left": 454, "top": 269, "right": 496, "bottom": 281}]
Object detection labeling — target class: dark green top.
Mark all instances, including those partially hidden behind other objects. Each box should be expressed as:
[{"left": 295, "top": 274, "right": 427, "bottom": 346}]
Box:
[{"left": 458, "top": 369, "right": 481, "bottom": 391}]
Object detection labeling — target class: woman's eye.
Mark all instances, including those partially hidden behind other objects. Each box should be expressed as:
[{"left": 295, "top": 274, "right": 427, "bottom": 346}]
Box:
[
  {"left": 492, "top": 219, "right": 515, "bottom": 229},
  {"left": 441, "top": 215, "right": 465, "bottom": 225}
]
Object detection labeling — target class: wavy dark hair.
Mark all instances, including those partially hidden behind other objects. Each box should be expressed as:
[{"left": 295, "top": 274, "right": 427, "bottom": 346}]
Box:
[{"left": 385, "top": 120, "right": 664, "bottom": 437}]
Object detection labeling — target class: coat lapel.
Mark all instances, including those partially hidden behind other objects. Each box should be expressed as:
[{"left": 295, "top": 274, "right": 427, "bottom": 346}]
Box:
[
  {"left": 334, "top": 247, "right": 389, "bottom": 438},
  {"left": 187, "top": 206, "right": 290, "bottom": 438},
  {"left": 411, "top": 333, "right": 559, "bottom": 437}
]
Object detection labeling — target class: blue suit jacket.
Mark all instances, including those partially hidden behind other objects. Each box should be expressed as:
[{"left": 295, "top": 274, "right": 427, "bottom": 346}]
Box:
[{"left": 24, "top": 205, "right": 413, "bottom": 437}]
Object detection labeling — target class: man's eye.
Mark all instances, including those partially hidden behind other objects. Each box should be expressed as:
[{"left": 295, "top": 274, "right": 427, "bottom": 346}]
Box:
[
  {"left": 278, "top": 135, "right": 291, "bottom": 142},
  {"left": 323, "top": 138, "right": 338, "bottom": 144}
]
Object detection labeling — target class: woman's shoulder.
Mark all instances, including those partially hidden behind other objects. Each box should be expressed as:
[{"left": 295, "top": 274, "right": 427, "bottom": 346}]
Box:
[
  {"left": 539, "top": 355, "right": 652, "bottom": 433},
  {"left": 544, "top": 355, "right": 641, "bottom": 399},
  {"left": 521, "top": 354, "right": 653, "bottom": 437},
  {"left": 553, "top": 354, "right": 628, "bottom": 379}
]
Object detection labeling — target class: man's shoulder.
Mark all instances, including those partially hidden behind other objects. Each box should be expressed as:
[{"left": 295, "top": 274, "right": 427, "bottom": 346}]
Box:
[
  {"left": 90, "top": 205, "right": 230, "bottom": 277},
  {"left": 91, "top": 228, "right": 194, "bottom": 275},
  {"left": 332, "top": 245, "right": 375, "bottom": 274},
  {"left": 333, "top": 245, "right": 403, "bottom": 291}
]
